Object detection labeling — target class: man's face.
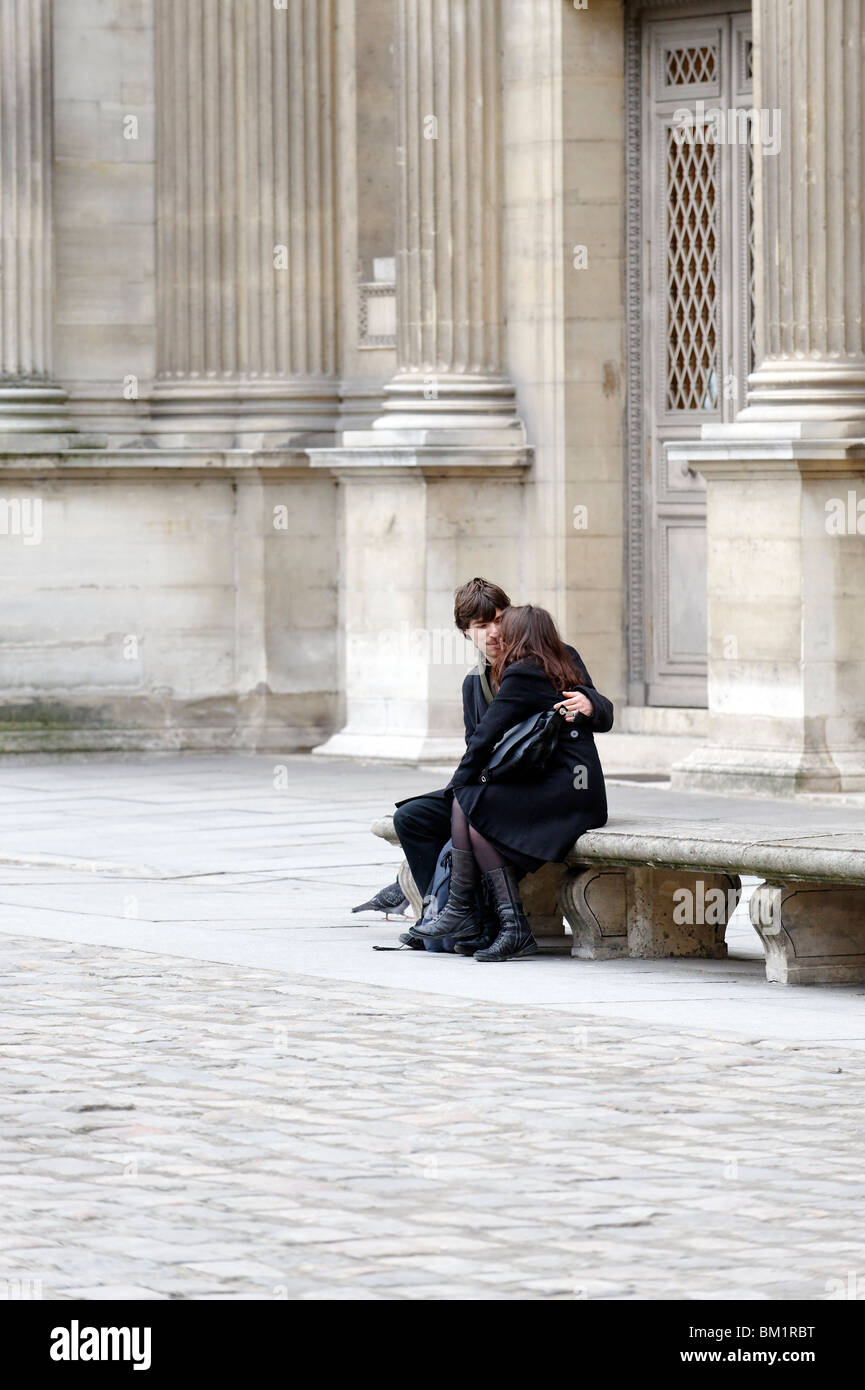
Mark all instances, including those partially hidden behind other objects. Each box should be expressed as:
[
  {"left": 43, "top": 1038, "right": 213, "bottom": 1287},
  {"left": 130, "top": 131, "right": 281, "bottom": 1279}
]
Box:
[{"left": 466, "top": 608, "right": 505, "bottom": 661}]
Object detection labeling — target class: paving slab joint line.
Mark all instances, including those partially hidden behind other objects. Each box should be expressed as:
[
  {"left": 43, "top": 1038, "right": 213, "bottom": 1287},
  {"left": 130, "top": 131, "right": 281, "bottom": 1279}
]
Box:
[
  {"left": 0, "top": 927, "right": 860, "bottom": 1065},
  {"left": 0, "top": 852, "right": 162, "bottom": 877}
]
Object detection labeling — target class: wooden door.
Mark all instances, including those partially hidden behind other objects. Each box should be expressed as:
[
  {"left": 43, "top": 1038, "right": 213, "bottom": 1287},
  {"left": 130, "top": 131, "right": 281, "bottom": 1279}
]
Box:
[{"left": 639, "top": 8, "right": 754, "bottom": 706}]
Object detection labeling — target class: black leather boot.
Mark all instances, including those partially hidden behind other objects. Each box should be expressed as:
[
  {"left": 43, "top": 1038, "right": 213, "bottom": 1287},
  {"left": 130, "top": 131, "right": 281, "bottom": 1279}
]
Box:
[
  {"left": 412, "top": 847, "right": 482, "bottom": 942},
  {"left": 453, "top": 884, "right": 498, "bottom": 955},
  {"left": 473, "top": 865, "right": 538, "bottom": 961},
  {"left": 398, "top": 932, "right": 426, "bottom": 949},
  {"left": 402, "top": 893, "right": 439, "bottom": 941}
]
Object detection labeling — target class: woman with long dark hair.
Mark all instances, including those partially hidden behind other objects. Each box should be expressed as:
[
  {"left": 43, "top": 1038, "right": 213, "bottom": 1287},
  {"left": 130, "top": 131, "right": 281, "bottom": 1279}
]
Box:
[{"left": 413, "top": 604, "right": 613, "bottom": 961}]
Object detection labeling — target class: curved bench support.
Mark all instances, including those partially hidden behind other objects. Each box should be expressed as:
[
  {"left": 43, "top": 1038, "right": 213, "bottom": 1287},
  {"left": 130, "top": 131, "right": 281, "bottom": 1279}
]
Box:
[
  {"left": 396, "top": 859, "right": 424, "bottom": 920},
  {"left": 560, "top": 865, "right": 738, "bottom": 960},
  {"left": 750, "top": 881, "right": 865, "bottom": 985}
]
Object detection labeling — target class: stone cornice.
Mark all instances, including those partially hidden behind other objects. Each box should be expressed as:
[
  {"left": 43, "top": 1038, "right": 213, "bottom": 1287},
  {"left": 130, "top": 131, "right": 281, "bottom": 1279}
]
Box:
[
  {"left": 0, "top": 444, "right": 535, "bottom": 481},
  {"left": 0, "top": 450, "right": 321, "bottom": 479},
  {"left": 667, "top": 436, "right": 865, "bottom": 481},
  {"left": 305, "top": 444, "right": 533, "bottom": 480}
]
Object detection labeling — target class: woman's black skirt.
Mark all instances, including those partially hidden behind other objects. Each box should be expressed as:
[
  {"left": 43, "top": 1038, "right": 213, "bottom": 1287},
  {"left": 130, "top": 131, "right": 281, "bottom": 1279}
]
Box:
[{"left": 451, "top": 786, "right": 545, "bottom": 877}]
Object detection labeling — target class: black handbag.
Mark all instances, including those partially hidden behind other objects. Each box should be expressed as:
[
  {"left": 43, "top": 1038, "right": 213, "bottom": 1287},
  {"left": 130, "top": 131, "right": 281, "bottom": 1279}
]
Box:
[{"left": 479, "top": 705, "right": 569, "bottom": 783}]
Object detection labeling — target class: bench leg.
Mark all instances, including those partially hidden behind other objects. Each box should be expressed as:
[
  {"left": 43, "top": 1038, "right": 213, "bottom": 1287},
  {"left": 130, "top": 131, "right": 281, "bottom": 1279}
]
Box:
[
  {"left": 397, "top": 859, "right": 423, "bottom": 920},
  {"left": 750, "top": 881, "right": 865, "bottom": 985},
  {"left": 559, "top": 866, "right": 629, "bottom": 958},
  {"left": 519, "top": 862, "right": 570, "bottom": 954},
  {"left": 560, "top": 865, "right": 738, "bottom": 960}
]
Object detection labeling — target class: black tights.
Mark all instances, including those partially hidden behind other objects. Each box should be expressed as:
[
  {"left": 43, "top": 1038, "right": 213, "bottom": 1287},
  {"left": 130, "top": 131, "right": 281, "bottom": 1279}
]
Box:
[{"left": 451, "top": 797, "right": 508, "bottom": 872}]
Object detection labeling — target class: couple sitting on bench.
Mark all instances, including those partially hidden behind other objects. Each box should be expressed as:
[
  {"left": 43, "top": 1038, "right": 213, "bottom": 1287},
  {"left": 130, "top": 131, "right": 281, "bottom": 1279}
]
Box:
[{"left": 356, "top": 577, "right": 614, "bottom": 962}]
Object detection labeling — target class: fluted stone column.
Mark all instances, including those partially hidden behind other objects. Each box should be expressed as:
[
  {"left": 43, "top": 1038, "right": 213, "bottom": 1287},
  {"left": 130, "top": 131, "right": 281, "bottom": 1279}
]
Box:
[
  {"left": 152, "top": 0, "right": 339, "bottom": 441},
  {"left": 375, "top": 0, "right": 522, "bottom": 438},
  {"left": 0, "top": 0, "right": 70, "bottom": 445},
  {"left": 672, "top": 0, "right": 865, "bottom": 795},
  {"left": 744, "top": 0, "right": 865, "bottom": 425}
]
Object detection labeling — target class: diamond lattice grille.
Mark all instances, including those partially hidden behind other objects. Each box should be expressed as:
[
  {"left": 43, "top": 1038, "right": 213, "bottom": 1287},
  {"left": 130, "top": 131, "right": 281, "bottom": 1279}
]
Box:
[
  {"left": 664, "top": 44, "right": 717, "bottom": 87},
  {"left": 665, "top": 127, "right": 719, "bottom": 412}
]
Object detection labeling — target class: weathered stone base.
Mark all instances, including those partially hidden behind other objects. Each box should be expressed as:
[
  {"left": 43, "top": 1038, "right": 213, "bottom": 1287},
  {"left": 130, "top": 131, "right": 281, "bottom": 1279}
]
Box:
[
  {"left": 672, "top": 745, "right": 864, "bottom": 797},
  {"left": 313, "top": 729, "right": 464, "bottom": 764},
  {"left": 750, "top": 881, "right": 865, "bottom": 985},
  {"left": 0, "top": 695, "right": 336, "bottom": 755},
  {"left": 560, "top": 865, "right": 738, "bottom": 960}
]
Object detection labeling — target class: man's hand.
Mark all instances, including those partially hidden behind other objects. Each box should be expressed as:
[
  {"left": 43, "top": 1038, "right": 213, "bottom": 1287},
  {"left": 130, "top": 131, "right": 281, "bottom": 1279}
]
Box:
[{"left": 554, "top": 689, "right": 594, "bottom": 722}]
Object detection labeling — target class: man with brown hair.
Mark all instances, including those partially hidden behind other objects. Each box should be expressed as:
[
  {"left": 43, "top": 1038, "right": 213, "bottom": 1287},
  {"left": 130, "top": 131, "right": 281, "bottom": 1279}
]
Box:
[
  {"left": 390, "top": 578, "right": 513, "bottom": 911},
  {"left": 353, "top": 578, "right": 511, "bottom": 924}
]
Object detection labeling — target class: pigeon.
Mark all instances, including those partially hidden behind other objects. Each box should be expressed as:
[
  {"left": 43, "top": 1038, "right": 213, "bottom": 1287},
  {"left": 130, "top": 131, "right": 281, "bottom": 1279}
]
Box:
[{"left": 352, "top": 878, "right": 411, "bottom": 919}]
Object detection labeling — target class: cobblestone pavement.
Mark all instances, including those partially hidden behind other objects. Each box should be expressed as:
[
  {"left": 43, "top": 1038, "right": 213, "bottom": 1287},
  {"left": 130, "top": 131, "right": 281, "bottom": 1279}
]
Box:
[
  {"left": 2, "top": 756, "right": 865, "bottom": 1301},
  {"left": 3, "top": 930, "right": 865, "bottom": 1301}
]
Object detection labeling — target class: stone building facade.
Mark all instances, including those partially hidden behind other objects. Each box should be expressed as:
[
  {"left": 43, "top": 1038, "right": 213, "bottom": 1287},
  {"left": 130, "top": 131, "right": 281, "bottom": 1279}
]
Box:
[{"left": 0, "top": 0, "right": 862, "bottom": 794}]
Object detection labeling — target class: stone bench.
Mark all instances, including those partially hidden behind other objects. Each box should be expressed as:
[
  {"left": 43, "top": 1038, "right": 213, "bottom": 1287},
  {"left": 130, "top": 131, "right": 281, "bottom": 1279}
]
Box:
[{"left": 371, "top": 808, "right": 865, "bottom": 986}]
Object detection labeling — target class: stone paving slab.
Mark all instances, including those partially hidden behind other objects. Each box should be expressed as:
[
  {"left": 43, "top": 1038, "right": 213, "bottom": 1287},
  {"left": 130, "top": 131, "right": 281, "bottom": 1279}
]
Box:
[{"left": 1, "top": 931, "right": 864, "bottom": 1301}]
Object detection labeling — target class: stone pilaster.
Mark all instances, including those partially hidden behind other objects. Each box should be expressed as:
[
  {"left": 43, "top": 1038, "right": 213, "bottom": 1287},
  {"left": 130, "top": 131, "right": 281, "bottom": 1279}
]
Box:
[
  {"left": 312, "top": 0, "right": 528, "bottom": 762},
  {"left": 0, "top": 0, "right": 70, "bottom": 447},
  {"left": 376, "top": 0, "right": 522, "bottom": 438},
  {"left": 672, "top": 0, "right": 865, "bottom": 795},
  {"left": 152, "top": 0, "right": 339, "bottom": 443}
]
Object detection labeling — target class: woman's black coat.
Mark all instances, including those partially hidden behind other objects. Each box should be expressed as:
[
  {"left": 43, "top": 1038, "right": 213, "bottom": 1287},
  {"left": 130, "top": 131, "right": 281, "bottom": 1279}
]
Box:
[{"left": 444, "top": 645, "right": 613, "bottom": 870}]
